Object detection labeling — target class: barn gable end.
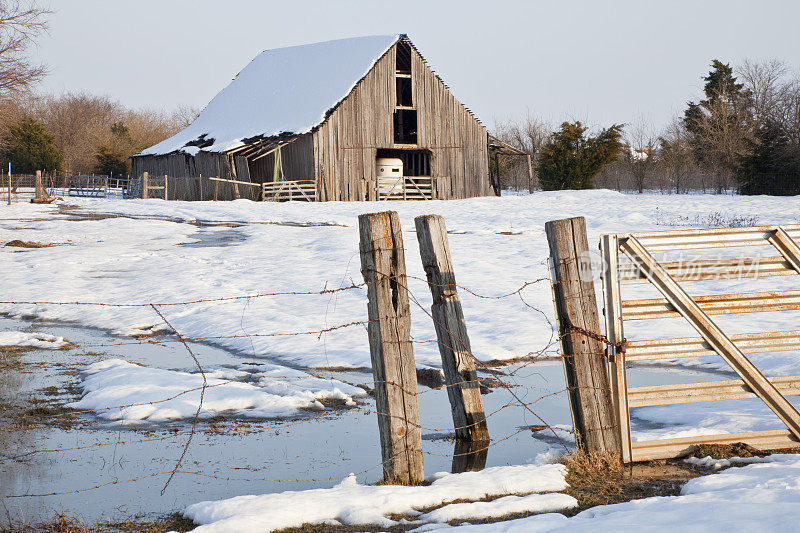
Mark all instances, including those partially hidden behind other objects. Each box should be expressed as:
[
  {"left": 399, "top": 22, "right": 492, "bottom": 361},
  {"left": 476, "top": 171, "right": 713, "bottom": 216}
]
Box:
[{"left": 132, "top": 35, "right": 493, "bottom": 202}]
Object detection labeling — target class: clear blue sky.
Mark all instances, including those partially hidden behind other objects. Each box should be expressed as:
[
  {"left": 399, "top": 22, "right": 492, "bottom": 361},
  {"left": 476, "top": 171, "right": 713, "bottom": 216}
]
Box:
[{"left": 34, "top": 0, "right": 800, "bottom": 133}]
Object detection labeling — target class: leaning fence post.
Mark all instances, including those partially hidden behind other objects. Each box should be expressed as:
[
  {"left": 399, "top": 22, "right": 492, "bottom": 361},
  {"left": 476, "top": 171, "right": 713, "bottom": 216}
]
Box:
[
  {"left": 415, "top": 214, "right": 489, "bottom": 442},
  {"left": 359, "top": 211, "right": 424, "bottom": 485},
  {"left": 142, "top": 172, "right": 149, "bottom": 199},
  {"left": 545, "top": 216, "right": 621, "bottom": 455}
]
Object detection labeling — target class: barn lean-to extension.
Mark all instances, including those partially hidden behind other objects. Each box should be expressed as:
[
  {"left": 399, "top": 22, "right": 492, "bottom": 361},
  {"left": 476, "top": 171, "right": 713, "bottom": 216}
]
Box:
[{"left": 131, "top": 34, "right": 502, "bottom": 201}]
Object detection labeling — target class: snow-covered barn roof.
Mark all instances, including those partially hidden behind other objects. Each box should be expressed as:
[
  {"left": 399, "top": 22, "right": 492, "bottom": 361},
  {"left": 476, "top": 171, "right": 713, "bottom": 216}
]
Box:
[{"left": 137, "top": 35, "right": 402, "bottom": 156}]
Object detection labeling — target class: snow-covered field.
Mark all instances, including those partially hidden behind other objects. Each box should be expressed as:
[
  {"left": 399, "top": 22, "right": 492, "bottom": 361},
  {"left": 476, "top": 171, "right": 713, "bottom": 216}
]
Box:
[{"left": 3, "top": 190, "right": 800, "bottom": 530}]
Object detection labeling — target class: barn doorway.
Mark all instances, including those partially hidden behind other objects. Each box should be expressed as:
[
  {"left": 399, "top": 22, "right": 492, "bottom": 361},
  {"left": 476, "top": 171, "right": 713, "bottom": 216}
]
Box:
[{"left": 375, "top": 149, "right": 433, "bottom": 200}]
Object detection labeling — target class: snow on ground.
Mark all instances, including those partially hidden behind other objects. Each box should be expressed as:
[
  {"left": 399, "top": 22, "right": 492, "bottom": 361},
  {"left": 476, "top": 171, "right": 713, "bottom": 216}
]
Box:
[
  {"left": 683, "top": 454, "right": 773, "bottom": 471},
  {"left": 182, "top": 463, "right": 572, "bottom": 532},
  {"left": 431, "top": 454, "right": 800, "bottom": 532},
  {"left": 418, "top": 493, "right": 577, "bottom": 524},
  {"left": 67, "top": 359, "right": 366, "bottom": 423},
  {"left": 2, "top": 190, "right": 800, "bottom": 436},
  {"left": 4, "top": 191, "right": 800, "bottom": 529},
  {"left": 0, "top": 330, "right": 68, "bottom": 349}
]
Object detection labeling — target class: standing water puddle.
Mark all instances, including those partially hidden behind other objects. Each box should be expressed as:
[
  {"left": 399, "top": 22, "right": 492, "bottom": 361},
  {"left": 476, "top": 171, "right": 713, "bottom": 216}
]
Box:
[{"left": 0, "top": 317, "right": 736, "bottom": 525}]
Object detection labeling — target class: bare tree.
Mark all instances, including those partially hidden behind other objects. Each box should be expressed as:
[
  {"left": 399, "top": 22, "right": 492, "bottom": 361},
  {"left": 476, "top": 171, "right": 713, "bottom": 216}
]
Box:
[
  {"left": 0, "top": 1, "right": 50, "bottom": 99},
  {"left": 21, "top": 92, "right": 184, "bottom": 174},
  {"left": 624, "top": 117, "right": 657, "bottom": 193},
  {"left": 739, "top": 59, "right": 787, "bottom": 129},
  {"left": 689, "top": 89, "right": 754, "bottom": 193},
  {"left": 172, "top": 104, "right": 201, "bottom": 129},
  {"left": 493, "top": 114, "right": 551, "bottom": 189},
  {"left": 658, "top": 119, "right": 694, "bottom": 194}
]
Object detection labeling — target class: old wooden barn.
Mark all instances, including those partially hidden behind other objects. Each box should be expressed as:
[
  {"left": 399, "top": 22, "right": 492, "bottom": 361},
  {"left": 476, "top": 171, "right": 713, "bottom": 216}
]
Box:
[{"left": 132, "top": 34, "right": 509, "bottom": 202}]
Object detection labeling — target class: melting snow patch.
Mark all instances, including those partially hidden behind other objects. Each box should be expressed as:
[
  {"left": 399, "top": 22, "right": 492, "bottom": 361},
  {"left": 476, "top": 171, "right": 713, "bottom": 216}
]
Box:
[
  {"left": 683, "top": 455, "right": 774, "bottom": 471},
  {"left": 0, "top": 331, "right": 69, "bottom": 349},
  {"left": 183, "top": 464, "right": 571, "bottom": 532},
  {"left": 418, "top": 493, "right": 577, "bottom": 524},
  {"left": 67, "top": 359, "right": 366, "bottom": 423},
  {"left": 438, "top": 454, "right": 800, "bottom": 532}
]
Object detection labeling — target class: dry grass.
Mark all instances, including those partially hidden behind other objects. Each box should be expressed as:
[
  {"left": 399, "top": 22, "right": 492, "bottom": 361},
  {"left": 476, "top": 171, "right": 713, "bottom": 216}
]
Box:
[
  {"left": 562, "top": 450, "right": 700, "bottom": 515},
  {"left": 691, "top": 442, "right": 765, "bottom": 460},
  {"left": 4, "top": 240, "right": 54, "bottom": 248},
  {"left": 5, "top": 512, "right": 196, "bottom": 532}
]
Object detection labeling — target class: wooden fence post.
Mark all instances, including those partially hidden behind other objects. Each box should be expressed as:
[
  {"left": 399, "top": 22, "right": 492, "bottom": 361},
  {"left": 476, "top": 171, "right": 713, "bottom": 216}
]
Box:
[
  {"left": 35, "top": 170, "right": 43, "bottom": 199},
  {"left": 545, "top": 216, "right": 621, "bottom": 455},
  {"left": 142, "top": 172, "right": 149, "bottom": 199},
  {"left": 415, "top": 214, "right": 489, "bottom": 442},
  {"left": 359, "top": 211, "right": 424, "bottom": 485},
  {"left": 164, "top": 175, "right": 169, "bottom": 200}
]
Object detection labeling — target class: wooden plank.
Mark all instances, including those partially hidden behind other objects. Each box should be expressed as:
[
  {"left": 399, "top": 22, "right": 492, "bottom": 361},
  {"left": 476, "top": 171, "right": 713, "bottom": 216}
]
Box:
[
  {"left": 619, "top": 225, "right": 800, "bottom": 251},
  {"left": 415, "top": 215, "right": 489, "bottom": 442},
  {"left": 628, "top": 375, "right": 800, "bottom": 407},
  {"left": 209, "top": 177, "right": 260, "bottom": 187},
  {"left": 621, "top": 235, "right": 800, "bottom": 440},
  {"left": 768, "top": 227, "right": 800, "bottom": 273},
  {"left": 618, "top": 256, "right": 793, "bottom": 284},
  {"left": 626, "top": 330, "right": 800, "bottom": 361},
  {"left": 358, "top": 211, "right": 424, "bottom": 484},
  {"left": 600, "top": 234, "right": 632, "bottom": 461},
  {"left": 622, "top": 290, "right": 800, "bottom": 320},
  {"left": 546, "top": 218, "right": 621, "bottom": 455},
  {"left": 631, "top": 429, "right": 799, "bottom": 461}
]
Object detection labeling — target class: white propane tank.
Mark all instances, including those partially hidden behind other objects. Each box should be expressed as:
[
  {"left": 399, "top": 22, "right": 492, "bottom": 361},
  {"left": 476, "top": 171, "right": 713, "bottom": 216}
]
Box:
[{"left": 376, "top": 158, "right": 403, "bottom": 178}]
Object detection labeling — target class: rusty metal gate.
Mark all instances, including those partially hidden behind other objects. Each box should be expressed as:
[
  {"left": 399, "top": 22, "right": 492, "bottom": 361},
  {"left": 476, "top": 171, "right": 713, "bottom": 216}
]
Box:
[{"left": 600, "top": 224, "right": 800, "bottom": 462}]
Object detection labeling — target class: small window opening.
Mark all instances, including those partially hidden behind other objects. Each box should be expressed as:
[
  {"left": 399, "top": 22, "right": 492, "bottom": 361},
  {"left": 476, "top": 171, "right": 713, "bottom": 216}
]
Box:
[
  {"left": 393, "top": 109, "right": 417, "bottom": 145},
  {"left": 396, "top": 40, "right": 412, "bottom": 74},
  {"left": 396, "top": 76, "right": 412, "bottom": 107}
]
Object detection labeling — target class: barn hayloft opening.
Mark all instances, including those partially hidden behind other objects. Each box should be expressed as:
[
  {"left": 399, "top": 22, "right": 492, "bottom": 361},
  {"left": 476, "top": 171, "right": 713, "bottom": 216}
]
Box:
[
  {"left": 393, "top": 109, "right": 418, "bottom": 144},
  {"left": 396, "top": 76, "right": 412, "bottom": 107},
  {"left": 396, "top": 40, "right": 412, "bottom": 73}
]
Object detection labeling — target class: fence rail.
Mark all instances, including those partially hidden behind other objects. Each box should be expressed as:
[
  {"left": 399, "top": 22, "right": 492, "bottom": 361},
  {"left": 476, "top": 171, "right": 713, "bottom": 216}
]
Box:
[
  {"left": 262, "top": 179, "right": 317, "bottom": 202},
  {"left": 378, "top": 176, "right": 434, "bottom": 200}
]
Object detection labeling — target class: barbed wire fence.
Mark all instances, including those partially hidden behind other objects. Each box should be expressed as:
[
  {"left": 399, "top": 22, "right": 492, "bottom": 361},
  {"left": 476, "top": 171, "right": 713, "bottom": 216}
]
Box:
[{"left": 0, "top": 215, "right": 574, "bottom": 503}]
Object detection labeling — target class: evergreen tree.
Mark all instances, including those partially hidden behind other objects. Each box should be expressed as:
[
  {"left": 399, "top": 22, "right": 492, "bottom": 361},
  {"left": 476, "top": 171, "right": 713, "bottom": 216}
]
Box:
[
  {"left": 2, "top": 119, "right": 62, "bottom": 173},
  {"left": 537, "top": 121, "right": 624, "bottom": 190},
  {"left": 683, "top": 60, "right": 753, "bottom": 191},
  {"left": 93, "top": 146, "right": 127, "bottom": 176},
  {"left": 739, "top": 119, "right": 800, "bottom": 195}
]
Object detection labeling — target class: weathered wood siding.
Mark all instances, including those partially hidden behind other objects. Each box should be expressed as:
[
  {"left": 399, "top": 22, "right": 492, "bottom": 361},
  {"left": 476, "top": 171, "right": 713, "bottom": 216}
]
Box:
[
  {"left": 312, "top": 41, "right": 491, "bottom": 201},
  {"left": 131, "top": 152, "right": 246, "bottom": 182},
  {"left": 248, "top": 134, "right": 314, "bottom": 184}
]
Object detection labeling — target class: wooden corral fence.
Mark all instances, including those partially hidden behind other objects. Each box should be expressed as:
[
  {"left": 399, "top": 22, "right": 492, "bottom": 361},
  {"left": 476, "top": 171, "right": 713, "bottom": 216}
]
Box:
[
  {"left": 378, "top": 176, "right": 434, "bottom": 201},
  {"left": 262, "top": 180, "right": 316, "bottom": 202},
  {"left": 601, "top": 224, "right": 800, "bottom": 462}
]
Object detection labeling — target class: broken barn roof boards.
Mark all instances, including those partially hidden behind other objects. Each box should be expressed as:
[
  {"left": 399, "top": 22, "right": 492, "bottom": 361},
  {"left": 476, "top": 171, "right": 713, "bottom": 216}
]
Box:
[{"left": 139, "top": 35, "right": 401, "bottom": 156}]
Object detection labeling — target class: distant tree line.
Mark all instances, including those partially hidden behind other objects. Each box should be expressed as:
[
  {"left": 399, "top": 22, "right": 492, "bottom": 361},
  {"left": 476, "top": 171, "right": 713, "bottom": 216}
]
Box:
[
  {"left": 0, "top": 92, "right": 197, "bottom": 176},
  {"left": 0, "top": 1, "right": 196, "bottom": 176},
  {"left": 496, "top": 59, "right": 800, "bottom": 196}
]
